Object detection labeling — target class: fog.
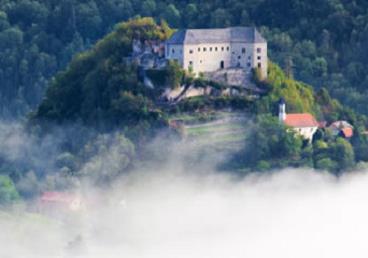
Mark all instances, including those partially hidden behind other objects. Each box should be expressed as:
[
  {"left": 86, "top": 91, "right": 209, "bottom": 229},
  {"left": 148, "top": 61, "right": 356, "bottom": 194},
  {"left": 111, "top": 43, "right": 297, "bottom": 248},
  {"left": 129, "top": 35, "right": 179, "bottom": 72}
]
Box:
[
  {"left": 3, "top": 166, "right": 368, "bottom": 257},
  {"left": 1, "top": 121, "right": 368, "bottom": 258}
]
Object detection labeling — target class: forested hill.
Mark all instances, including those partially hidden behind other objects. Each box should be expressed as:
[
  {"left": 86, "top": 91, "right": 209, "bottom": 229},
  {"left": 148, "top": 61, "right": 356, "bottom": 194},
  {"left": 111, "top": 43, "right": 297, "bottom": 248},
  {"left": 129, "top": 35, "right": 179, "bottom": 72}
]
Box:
[
  {"left": 32, "top": 18, "right": 368, "bottom": 174},
  {"left": 2, "top": 18, "right": 368, "bottom": 204},
  {"left": 1, "top": 0, "right": 368, "bottom": 118}
]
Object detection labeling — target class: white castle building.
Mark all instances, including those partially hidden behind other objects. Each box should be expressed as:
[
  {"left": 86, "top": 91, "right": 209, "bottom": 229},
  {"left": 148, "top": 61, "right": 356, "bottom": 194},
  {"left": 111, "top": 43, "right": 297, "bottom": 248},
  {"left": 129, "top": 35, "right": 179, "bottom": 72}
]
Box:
[{"left": 165, "top": 27, "right": 268, "bottom": 78}]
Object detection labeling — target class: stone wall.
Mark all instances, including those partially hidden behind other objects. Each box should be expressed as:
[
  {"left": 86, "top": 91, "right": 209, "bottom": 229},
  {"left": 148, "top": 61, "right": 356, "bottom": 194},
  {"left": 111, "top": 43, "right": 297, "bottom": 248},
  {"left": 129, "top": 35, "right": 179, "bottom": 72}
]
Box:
[{"left": 166, "top": 41, "right": 267, "bottom": 78}]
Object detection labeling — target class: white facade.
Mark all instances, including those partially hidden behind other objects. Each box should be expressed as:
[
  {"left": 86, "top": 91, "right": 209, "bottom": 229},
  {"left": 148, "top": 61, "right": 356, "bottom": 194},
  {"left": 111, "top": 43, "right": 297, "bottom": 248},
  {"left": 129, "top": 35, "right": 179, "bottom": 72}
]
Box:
[
  {"left": 292, "top": 126, "right": 318, "bottom": 141},
  {"left": 165, "top": 27, "right": 268, "bottom": 78},
  {"left": 279, "top": 100, "right": 319, "bottom": 142}
]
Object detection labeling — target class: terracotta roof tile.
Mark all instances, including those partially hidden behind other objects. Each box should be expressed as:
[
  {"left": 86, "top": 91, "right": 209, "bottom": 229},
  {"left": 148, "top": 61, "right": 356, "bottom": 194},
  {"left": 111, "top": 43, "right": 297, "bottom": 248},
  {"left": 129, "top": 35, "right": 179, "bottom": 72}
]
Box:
[
  {"left": 284, "top": 113, "right": 319, "bottom": 128},
  {"left": 341, "top": 127, "right": 354, "bottom": 138},
  {"left": 41, "top": 192, "right": 76, "bottom": 204}
]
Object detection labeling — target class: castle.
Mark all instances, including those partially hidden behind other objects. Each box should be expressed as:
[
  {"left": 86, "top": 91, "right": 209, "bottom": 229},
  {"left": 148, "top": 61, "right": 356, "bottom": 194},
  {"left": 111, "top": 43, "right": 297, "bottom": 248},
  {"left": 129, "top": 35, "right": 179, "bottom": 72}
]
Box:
[{"left": 165, "top": 27, "right": 268, "bottom": 78}]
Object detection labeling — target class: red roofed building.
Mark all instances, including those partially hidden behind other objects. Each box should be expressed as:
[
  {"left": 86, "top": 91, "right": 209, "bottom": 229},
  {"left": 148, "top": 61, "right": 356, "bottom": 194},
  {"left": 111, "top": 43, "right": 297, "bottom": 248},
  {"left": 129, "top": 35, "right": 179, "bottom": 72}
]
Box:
[
  {"left": 341, "top": 127, "right": 354, "bottom": 138},
  {"left": 38, "top": 191, "right": 83, "bottom": 213},
  {"left": 279, "top": 99, "right": 319, "bottom": 142},
  {"left": 328, "top": 121, "right": 354, "bottom": 139}
]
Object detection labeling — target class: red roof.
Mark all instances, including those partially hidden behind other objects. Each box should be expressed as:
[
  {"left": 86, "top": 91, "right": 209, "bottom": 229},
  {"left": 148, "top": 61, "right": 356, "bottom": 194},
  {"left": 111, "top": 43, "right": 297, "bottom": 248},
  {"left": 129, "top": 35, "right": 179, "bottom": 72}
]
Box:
[
  {"left": 284, "top": 113, "right": 319, "bottom": 128},
  {"left": 341, "top": 127, "right": 354, "bottom": 138},
  {"left": 40, "top": 192, "right": 77, "bottom": 204}
]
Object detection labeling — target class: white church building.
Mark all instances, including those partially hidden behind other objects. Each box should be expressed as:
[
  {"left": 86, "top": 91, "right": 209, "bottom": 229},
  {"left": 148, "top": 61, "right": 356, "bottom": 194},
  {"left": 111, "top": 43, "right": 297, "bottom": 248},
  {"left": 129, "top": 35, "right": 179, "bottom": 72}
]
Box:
[
  {"left": 165, "top": 27, "right": 268, "bottom": 78},
  {"left": 279, "top": 99, "right": 319, "bottom": 142}
]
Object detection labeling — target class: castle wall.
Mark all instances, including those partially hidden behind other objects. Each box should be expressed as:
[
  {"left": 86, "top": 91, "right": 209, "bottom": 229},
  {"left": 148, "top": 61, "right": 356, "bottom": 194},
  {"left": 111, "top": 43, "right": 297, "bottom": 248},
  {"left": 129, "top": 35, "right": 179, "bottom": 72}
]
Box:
[
  {"left": 183, "top": 43, "right": 231, "bottom": 75},
  {"left": 252, "top": 42, "right": 268, "bottom": 79},
  {"left": 166, "top": 41, "right": 267, "bottom": 78},
  {"left": 165, "top": 44, "right": 184, "bottom": 66},
  {"left": 230, "top": 43, "right": 254, "bottom": 71}
]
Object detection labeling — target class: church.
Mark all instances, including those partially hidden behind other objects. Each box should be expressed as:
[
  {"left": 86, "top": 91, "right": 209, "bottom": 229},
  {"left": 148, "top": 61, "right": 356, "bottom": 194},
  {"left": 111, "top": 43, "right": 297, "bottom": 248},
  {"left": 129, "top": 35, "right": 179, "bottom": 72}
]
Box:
[
  {"left": 165, "top": 27, "right": 268, "bottom": 78},
  {"left": 279, "top": 99, "right": 319, "bottom": 142}
]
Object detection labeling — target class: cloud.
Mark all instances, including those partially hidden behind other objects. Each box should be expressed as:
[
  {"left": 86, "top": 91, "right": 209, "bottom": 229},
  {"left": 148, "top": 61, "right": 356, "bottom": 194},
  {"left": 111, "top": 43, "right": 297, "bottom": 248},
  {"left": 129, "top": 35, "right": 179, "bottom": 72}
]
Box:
[
  {"left": 0, "top": 118, "right": 367, "bottom": 258},
  {"left": 2, "top": 167, "right": 368, "bottom": 258}
]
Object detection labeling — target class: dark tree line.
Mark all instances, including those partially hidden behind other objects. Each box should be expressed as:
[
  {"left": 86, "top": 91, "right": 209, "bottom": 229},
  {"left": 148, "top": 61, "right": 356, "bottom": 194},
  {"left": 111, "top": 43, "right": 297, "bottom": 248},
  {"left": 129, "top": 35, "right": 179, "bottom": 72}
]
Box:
[{"left": 1, "top": 0, "right": 368, "bottom": 118}]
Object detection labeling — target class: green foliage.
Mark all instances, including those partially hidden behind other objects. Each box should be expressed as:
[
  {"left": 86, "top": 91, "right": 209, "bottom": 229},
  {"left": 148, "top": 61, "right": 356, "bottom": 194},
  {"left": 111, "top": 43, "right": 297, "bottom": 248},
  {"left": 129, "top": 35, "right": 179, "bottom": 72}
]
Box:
[
  {"left": 315, "top": 158, "right": 337, "bottom": 171},
  {"left": 3, "top": 0, "right": 368, "bottom": 119},
  {"left": 176, "top": 96, "right": 253, "bottom": 113},
  {"left": 257, "top": 62, "right": 317, "bottom": 116},
  {"left": 0, "top": 175, "right": 19, "bottom": 205},
  {"left": 332, "top": 137, "right": 355, "bottom": 171},
  {"left": 81, "top": 132, "right": 135, "bottom": 183},
  {"left": 147, "top": 60, "right": 185, "bottom": 90},
  {"left": 242, "top": 115, "right": 303, "bottom": 169},
  {"left": 33, "top": 18, "right": 170, "bottom": 138}
]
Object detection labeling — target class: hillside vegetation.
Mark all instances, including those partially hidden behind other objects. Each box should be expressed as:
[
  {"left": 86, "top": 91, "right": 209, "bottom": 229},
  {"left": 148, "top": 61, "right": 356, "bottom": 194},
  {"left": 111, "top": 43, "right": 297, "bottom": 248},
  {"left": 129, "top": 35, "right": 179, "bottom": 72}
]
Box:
[
  {"left": 33, "top": 18, "right": 173, "bottom": 140},
  {"left": 33, "top": 18, "right": 368, "bottom": 175},
  {"left": 1, "top": 0, "right": 368, "bottom": 119},
  {"left": 2, "top": 17, "right": 368, "bottom": 205}
]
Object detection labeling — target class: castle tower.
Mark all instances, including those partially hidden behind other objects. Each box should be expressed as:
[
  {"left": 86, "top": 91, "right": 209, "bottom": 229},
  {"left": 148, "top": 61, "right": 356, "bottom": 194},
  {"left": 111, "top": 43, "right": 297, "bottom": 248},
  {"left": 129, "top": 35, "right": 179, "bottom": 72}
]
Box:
[{"left": 279, "top": 98, "right": 286, "bottom": 122}]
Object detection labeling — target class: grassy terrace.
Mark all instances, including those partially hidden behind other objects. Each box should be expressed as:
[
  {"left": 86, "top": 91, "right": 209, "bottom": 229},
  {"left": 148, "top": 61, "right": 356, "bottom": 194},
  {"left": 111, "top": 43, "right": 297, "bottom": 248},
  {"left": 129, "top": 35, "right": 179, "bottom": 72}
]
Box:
[{"left": 172, "top": 111, "right": 249, "bottom": 154}]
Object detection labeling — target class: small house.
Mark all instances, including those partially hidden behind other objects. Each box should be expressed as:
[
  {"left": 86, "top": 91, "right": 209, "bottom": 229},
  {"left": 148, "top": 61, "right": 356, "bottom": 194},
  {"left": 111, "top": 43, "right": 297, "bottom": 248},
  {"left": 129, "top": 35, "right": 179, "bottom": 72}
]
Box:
[{"left": 328, "top": 121, "right": 354, "bottom": 138}]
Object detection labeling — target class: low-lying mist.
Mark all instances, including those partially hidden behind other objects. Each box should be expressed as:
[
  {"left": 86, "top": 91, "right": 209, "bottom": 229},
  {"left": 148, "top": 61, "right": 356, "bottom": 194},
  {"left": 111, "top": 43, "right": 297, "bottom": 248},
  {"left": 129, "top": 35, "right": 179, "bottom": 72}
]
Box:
[
  {"left": 3, "top": 162, "right": 368, "bottom": 257},
  {"left": 1, "top": 120, "right": 368, "bottom": 258}
]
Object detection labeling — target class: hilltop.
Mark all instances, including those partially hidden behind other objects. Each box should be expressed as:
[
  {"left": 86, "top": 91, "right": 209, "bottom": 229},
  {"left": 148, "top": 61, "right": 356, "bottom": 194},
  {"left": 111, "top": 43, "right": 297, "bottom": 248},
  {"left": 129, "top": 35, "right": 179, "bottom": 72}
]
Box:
[
  {"left": 1, "top": 17, "right": 368, "bottom": 205},
  {"left": 2, "top": 0, "right": 368, "bottom": 120},
  {"left": 29, "top": 18, "right": 368, "bottom": 174}
]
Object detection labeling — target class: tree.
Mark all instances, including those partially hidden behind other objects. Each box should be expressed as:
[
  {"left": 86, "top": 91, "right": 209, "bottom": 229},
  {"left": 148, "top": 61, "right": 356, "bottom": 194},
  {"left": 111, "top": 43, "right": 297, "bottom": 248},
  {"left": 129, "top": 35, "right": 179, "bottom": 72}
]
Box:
[
  {"left": 315, "top": 158, "right": 337, "bottom": 171},
  {"left": 141, "top": 0, "right": 156, "bottom": 17},
  {"left": 332, "top": 137, "right": 355, "bottom": 171},
  {"left": 162, "top": 4, "right": 181, "bottom": 28},
  {"left": 210, "top": 8, "right": 231, "bottom": 28},
  {"left": 244, "top": 115, "right": 303, "bottom": 168},
  {"left": 0, "top": 175, "right": 19, "bottom": 205},
  {"left": 81, "top": 132, "right": 135, "bottom": 183},
  {"left": 184, "top": 4, "right": 198, "bottom": 28}
]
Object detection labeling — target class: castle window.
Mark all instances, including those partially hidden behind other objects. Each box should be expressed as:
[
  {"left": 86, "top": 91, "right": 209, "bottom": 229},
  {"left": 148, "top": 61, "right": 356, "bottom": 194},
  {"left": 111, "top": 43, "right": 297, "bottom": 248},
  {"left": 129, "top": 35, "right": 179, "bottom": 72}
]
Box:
[
  {"left": 257, "top": 48, "right": 262, "bottom": 53},
  {"left": 189, "top": 61, "right": 193, "bottom": 69},
  {"left": 198, "top": 48, "right": 201, "bottom": 52},
  {"left": 227, "top": 46, "right": 230, "bottom": 51},
  {"left": 242, "top": 48, "right": 246, "bottom": 54},
  {"left": 221, "top": 47, "right": 224, "bottom": 51},
  {"left": 203, "top": 47, "right": 207, "bottom": 52},
  {"left": 189, "top": 49, "right": 193, "bottom": 54},
  {"left": 238, "top": 56, "right": 241, "bottom": 59},
  {"left": 257, "top": 56, "right": 261, "bottom": 60},
  {"left": 215, "top": 47, "right": 218, "bottom": 51},
  {"left": 210, "top": 47, "right": 213, "bottom": 52},
  {"left": 258, "top": 63, "right": 262, "bottom": 68},
  {"left": 247, "top": 63, "right": 251, "bottom": 67},
  {"left": 172, "top": 49, "right": 175, "bottom": 54}
]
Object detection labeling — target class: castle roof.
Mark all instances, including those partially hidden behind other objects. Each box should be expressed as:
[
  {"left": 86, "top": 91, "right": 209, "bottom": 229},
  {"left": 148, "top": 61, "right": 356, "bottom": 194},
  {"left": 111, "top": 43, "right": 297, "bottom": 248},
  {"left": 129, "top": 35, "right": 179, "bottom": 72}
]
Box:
[
  {"left": 166, "top": 27, "right": 266, "bottom": 45},
  {"left": 284, "top": 113, "right": 319, "bottom": 128}
]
